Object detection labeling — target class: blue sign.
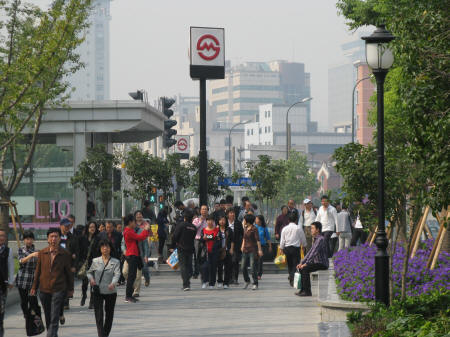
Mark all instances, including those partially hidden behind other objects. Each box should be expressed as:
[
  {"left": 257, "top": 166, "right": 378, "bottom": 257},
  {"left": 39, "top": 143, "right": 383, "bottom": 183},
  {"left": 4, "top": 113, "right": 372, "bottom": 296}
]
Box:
[{"left": 218, "top": 177, "right": 256, "bottom": 187}]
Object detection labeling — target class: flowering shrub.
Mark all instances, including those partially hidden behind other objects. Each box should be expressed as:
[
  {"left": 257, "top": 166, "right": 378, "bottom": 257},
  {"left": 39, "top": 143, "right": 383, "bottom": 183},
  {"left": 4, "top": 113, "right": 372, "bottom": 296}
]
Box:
[{"left": 333, "top": 240, "right": 450, "bottom": 302}]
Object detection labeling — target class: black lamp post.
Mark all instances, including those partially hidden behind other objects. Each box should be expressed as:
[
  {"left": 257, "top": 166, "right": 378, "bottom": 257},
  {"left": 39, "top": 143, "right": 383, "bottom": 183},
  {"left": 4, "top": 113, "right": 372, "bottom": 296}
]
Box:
[{"left": 362, "top": 25, "right": 395, "bottom": 306}]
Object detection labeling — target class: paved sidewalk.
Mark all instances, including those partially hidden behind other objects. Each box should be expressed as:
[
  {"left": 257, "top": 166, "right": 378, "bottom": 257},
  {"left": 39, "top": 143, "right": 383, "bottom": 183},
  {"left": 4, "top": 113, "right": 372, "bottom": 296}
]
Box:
[{"left": 4, "top": 273, "right": 320, "bottom": 337}]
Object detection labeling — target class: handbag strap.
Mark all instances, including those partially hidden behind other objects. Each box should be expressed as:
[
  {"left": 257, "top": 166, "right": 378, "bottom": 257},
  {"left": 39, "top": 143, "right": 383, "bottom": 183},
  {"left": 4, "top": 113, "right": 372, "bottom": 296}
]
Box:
[{"left": 98, "top": 258, "right": 111, "bottom": 285}]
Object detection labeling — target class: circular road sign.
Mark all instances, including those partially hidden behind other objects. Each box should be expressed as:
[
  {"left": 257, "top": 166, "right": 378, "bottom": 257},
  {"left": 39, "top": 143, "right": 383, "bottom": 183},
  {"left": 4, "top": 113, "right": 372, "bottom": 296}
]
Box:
[
  {"left": 177, "top": 137, "right": 188, "bottom": 152},
  {"left": 196, "top": 34, "right": 220, "bottom": 61}
]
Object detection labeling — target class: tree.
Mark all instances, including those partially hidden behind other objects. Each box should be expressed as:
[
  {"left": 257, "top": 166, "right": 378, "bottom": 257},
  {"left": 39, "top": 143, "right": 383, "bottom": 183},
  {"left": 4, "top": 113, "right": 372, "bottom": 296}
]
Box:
[
  {"left": 166, "top": 153, "right": 190, "bottom": 201},
  {"left": 246, "top": 155, "right": 286, "bottom": 222},
  {"left": 336, "top": 0, "right": 449, "bottom": 215},
  {"left": 123, "top": 145, "right": 161, "bottom": 204},
  {"left": 71, "top": 145, "right": 117, "bottom": 219},
  {"left": 336, "top": 0, "right": 449, "bottom": 303},
  {"left": 186, "top": 156, "right": 228, "bottom": 204},
  {"left": 277, "top": 151, "right": 319, "bottom": 204},
  {"left": 0, "top": 0, "right": 91, "bottom": 231}
]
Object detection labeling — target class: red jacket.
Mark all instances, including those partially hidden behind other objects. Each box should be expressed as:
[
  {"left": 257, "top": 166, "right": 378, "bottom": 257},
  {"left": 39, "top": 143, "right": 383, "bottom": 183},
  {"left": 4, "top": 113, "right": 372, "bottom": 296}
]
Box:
[{"left": 123, "top": 227, "right": 149, "bottom": 257}]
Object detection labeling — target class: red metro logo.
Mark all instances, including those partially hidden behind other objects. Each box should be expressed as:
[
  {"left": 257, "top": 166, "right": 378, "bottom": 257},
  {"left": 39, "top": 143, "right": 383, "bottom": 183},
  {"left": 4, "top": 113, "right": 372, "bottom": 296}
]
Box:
[{"left": 197, "top": 34, "right": 220, "bottom": 61}]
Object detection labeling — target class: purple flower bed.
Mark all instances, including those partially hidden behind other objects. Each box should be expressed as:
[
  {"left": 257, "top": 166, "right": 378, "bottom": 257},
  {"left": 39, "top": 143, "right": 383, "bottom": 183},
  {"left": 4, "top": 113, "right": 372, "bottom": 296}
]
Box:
[{"left": 333, "top": 240, "right": 450, "bottom": 302}]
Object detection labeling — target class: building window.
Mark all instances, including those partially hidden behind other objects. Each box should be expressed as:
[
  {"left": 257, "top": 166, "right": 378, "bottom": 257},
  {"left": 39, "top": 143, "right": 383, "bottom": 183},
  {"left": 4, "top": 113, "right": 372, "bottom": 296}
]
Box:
[
  {"left": 225, "top": 138, "right": 230, "bottom": 146},
  {"left": 268, "top": 126, "right": 271, "bottom": 133},
  {"left": 259, "top": 128, "right": 262, "bottom": 134},
  {"left": 247, "top": 130, "right": 250, "bottom": 136},
  {"left": 251, "top": 129, "right": 254, "bottom": 135},
  {"left": 268, "top": 111, "right": 271, "bottom": 117},
  {"left": 264, "top": 126, "right": 267, "bottom": 133},
  {"left": 224, "top": 150, "right": 230, "bottom": 161}
]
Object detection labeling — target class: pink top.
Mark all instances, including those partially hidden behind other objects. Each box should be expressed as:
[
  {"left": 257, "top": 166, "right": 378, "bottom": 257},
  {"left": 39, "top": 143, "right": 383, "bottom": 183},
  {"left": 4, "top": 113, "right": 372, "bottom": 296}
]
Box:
[{"left": 192, "top": 217, "right": 207, "bottom": 240}]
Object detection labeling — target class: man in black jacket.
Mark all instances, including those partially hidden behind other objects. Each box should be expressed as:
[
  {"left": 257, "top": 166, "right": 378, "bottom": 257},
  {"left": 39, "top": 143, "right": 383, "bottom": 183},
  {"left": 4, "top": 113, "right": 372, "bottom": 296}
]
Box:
[
  {"left": 172, "top": 209, "right": 196, "bottom": 291},
  {"left": 226, "top": 207, "right": 243, "bottom": 285},
  {"left": 97, "top": 221, "right": 122, "bottom": 259}
]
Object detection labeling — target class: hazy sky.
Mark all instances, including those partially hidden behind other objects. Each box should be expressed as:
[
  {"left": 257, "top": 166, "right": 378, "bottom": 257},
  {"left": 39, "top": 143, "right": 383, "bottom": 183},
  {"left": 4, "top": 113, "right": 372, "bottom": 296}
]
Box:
[{"left": 33, "top": 0, "right": 366, "bottom": 130}]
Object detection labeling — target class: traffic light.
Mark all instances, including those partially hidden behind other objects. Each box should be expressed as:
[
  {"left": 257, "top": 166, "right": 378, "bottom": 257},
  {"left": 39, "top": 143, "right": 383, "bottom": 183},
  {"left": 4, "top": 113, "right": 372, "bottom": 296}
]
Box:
[
  {"left": 149, "top": 187, "right": 157, "bottom": 203},
  {"left": 129, "top": 90, "right": 144, "bottom": 101},
  {"left": 162, "top": 97, "right": 177, "bottom": 148},
  {"left": 158, "top": 195, "right": 164, "bottom": 210},
  {"left": 113, "top": 168, "right": 121, "bottom": 191}
]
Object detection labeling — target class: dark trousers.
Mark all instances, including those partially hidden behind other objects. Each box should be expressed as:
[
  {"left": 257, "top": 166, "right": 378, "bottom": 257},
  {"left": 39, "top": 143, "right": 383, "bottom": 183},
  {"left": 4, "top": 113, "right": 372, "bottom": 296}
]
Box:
[
  {"left": 241, "top": 252, "right": 258, "bottom": 285},
  {"left": 257, "top": 244, "right": 269, "bottom": 277},
  {"left": 81, "top": 277, "right": 93, "bottom": 306},
  {"left": 0, "top": 288, "right": 6, "bottom": 337},
  {"left": 201, "top": 251, "right": 218, "bottom": 286},
  {"left": 217, "top": 252, "right": 232, "bottom": 285},
  {"left": 18, "top": 288, "right": 39, "bottom": 318},
  {"left": 284, "top": 246, "right": 300, "bottom": 282},
  {"left": 125, "top": 255, "right": 139, "bottom": 298},
  {"left": 93, "top": 292, "right": 117, "bottom": 337},
  {"left": 39, "top": 290, "right": 66, "bottom": 337},
  {"left": 178, "top": 248, "right": 193, "bottom": 289},
  {"left": 119, "top": 255, "right": 125, "bottom": 284},
  {"left": 232, "top": 252, "right": 242, "bottom": 282},
  {"left": 300, "top": 263, "right": 327, "bottom": 294},
  {"left": 322, "top": 231, "right": 334, "bottom": 258},
  {"left": 158, "top": 237, "right": 166, "bottom": 256},
  {"left": 193, "top": 240, "right": 201, "bottom": 277},
  {"left": 330, "top": 236, "right": 338, "bottom": 257},
  {"left": 351, "top": 228, "right": 368, "bottom": 246}
]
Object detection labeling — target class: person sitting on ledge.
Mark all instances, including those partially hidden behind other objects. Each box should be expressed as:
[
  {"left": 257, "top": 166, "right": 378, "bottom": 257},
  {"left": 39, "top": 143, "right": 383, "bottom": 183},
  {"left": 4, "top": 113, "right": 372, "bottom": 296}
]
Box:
[{"left": 295, "top": 221, "right": 329, "bottom": 297}]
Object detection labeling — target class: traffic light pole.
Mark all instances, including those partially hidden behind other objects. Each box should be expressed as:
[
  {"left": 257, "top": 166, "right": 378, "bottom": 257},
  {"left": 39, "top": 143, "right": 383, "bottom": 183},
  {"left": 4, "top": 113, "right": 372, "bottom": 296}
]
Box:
[{"left": 199, "top": 78, "right": 208, "bottom": 206}]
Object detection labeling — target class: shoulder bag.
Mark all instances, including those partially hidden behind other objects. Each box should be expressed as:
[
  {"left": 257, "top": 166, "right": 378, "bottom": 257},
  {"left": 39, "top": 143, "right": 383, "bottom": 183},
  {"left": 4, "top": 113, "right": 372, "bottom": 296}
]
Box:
[{"left": 77, "top": 238, "right": 95, "bottom": 280}]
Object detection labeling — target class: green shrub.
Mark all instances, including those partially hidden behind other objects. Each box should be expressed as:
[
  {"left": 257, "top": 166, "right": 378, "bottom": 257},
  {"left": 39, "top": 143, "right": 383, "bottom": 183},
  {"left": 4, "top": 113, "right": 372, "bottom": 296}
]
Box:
[{"left": 348, "top": 290, "right": 450, "bottom": 337}]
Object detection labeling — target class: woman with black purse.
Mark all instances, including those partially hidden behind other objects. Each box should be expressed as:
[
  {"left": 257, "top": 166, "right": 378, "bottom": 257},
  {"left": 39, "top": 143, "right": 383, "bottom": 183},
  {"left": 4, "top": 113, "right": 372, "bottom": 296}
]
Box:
[
  {"left": 78, "top": 222, "right": 100, "bottom": 309},
  {"left": 87, "top": 239, "right": 121, "bottom": 337},
  {"left": 216, "top": 215, "right": 234, "bottom": 289}
]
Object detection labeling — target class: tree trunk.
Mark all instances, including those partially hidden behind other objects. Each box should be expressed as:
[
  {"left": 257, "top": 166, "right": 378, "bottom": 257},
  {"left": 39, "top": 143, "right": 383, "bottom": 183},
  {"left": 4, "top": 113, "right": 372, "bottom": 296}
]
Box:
[{"left": 0, "top": 199, "right": 11, "bottom": 234}]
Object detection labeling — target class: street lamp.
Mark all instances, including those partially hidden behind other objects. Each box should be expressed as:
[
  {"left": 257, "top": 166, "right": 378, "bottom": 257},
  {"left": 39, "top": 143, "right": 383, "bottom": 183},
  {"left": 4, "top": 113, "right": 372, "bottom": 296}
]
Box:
[
  {"left": 362, "top": 25, "right": 395, "bottom": 306},
  {"left": 285, "top": 97, "right": 313, "bottom": 159},
  {"left": 228, "top": 120, "right": 250, "bottom": 175},
  {"left": 351, "top": 75, "right": 372, "bottom": 143}
]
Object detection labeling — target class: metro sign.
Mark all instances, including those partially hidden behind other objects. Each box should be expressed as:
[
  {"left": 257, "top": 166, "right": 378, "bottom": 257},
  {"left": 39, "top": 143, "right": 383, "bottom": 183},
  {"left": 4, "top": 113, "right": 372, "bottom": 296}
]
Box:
[{"left": 190, "top": 27, "right": 225, "bottom": 79}]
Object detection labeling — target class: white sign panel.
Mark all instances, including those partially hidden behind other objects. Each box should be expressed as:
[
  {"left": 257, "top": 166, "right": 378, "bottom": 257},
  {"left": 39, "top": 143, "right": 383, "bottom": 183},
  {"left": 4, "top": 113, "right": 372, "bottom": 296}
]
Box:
[
  {"left": 174, "top": 135, "right": 190, "bottom": 158},
  {"left": 190, "top": 27, "right": 225, "bottom": 67}
]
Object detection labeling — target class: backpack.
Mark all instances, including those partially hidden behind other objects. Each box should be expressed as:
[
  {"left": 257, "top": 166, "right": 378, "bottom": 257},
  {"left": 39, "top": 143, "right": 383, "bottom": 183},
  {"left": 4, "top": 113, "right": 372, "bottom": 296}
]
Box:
[{"left": 301, "top": 209, "right": 317, "bottom": 225}]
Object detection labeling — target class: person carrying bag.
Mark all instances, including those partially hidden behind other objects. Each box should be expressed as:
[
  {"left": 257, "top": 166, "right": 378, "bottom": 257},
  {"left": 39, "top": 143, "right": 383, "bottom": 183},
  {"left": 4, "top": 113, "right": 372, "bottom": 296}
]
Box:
[{"left": 87, "top": 240, "right": 120, "bottom": 337}]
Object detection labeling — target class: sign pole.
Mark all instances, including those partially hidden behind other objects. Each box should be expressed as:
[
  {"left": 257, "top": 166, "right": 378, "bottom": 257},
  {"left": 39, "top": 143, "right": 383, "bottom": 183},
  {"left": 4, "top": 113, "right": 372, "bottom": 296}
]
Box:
[{"left": 199, "top": 78, "right": 208, "bottom": 206}]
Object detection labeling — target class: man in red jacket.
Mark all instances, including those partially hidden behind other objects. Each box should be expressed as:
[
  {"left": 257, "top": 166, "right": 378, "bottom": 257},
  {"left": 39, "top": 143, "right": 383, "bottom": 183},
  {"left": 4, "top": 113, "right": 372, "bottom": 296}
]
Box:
[{"left": 123, "top": 214, "right": 150, "bottom": 303}]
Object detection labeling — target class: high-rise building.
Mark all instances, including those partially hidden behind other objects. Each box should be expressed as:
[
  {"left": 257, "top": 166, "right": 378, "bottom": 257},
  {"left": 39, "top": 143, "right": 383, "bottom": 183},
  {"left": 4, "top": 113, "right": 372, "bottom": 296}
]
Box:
[
  {"left": 67, "top": 0, "right": 111, "bottom": 101},
  {"left": 209, "top": 61, "right": 311, "bottom": 126},
  {"left": 327, "top": 39, "right": 366, "bottom": 131}
]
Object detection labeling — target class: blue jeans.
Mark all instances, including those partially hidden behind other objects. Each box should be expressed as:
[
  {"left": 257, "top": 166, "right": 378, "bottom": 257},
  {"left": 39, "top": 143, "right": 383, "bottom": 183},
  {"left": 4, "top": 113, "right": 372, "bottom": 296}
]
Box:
[
  {"left": 241, "top": 252, "right": 258, "bottom": 285},
  {"left": 39, "top": 290, "right": 66, "bottom": 337}
]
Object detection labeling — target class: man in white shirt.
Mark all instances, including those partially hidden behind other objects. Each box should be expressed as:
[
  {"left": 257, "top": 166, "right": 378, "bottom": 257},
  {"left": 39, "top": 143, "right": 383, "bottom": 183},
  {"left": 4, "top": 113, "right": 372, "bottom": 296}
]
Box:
[
  {"left": 300, "top": 199, "right": 317, "bottom": 253},
  {"left": 315, "top": 195, "right": 338, "bottom": 258},
  {"left": 280, "top": 212, "right": 307, "bottom": 287}
]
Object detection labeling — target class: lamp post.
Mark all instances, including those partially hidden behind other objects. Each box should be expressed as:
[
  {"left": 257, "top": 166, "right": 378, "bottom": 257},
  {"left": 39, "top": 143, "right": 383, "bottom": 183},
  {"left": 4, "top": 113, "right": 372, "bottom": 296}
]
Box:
[
  {"left": 352, "top": 75, "right": 372, "bottom": 143},
  {"left": 285, "top": 97, "right": 313, "bottom": 160},
  {"left": 228, "top": 120, "right": 250, "bottom": 175},
  {"left": 362, "top": 25, "right": 395, "bottom": 306}
]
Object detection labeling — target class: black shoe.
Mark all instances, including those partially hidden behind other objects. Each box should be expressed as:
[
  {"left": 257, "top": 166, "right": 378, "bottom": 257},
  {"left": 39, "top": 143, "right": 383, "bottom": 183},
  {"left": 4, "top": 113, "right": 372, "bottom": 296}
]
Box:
[
  {"left": 297, "top": 292, "right": 312, "bottom": 297},
  {"left": 289, "top": 279, "right": 294, "bottom": 287},
  {"left": 132, "top": 296, "right": 140, "bottom": 301},
  {"left": 124, "top": 297, "right": 137, "bottom": 303},
  {"left": 80, "top": 295, "right": 86, "bottom": 306},
  {"left": 88, "top": 302, "right": 94, "bottom": 309},
  {"left": 133, "top": 293, "right": 140, "bottom": 298},
  {"left": 59, "top": 315, "right": 65, "bottom": 325}
]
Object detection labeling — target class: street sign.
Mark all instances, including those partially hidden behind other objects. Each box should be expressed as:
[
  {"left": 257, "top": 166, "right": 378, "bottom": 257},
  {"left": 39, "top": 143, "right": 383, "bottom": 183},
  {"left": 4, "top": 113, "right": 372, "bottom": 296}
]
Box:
[
  {"left": 174, "top": 135, "right": 190, "bottom": 159},
  {"left": 190, "top": 27, "right": 225, "bottom": 79}
]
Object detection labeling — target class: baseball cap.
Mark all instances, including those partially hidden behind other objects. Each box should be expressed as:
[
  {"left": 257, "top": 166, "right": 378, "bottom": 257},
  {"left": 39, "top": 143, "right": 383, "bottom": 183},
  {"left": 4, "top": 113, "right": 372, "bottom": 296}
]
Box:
[
  {"left": 60, "top": 218, "right": 71, "bottom": 226},
  {"left": 303, "top": 198, "right": 312, "bottom": 204}
]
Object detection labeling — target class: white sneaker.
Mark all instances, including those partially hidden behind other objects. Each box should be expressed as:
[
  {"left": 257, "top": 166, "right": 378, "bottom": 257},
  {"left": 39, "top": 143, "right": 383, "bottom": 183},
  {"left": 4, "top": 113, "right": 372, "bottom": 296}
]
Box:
[
  {"left": 252, "top": 284, "right": 258, "bottom": 290},
  {"left": 223, "top": 285, "right": 229, "bottom": 289},
  {"left": 208, "top": 286, "right": 214, "bottom": 290},
  {"left": 217, "top": 283, "right": 223, "bottom": 288},
  {"left": 183, "top": 287, "right": 190, "bottom": 291},
  {"left": 202, "top": 283, "right": 207, "bottom": 289}
]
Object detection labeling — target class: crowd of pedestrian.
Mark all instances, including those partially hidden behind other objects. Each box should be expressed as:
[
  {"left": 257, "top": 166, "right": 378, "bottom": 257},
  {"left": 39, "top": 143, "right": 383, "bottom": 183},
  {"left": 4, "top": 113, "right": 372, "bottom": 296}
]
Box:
[{"left": 0, "top": 193, "right": 368, "bottom": 337}]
